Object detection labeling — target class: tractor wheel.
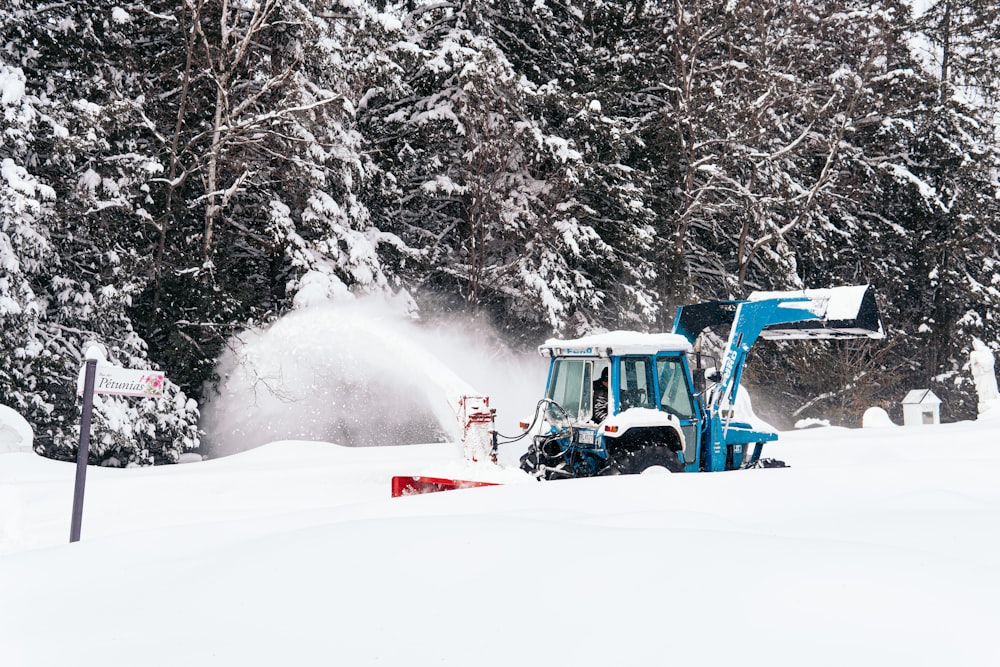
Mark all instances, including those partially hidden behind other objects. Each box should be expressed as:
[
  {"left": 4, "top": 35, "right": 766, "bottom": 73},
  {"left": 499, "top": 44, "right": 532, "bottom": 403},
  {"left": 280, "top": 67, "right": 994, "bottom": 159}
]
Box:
[{"left": 616, "top": 446, "right": 684, "bottom": 475}]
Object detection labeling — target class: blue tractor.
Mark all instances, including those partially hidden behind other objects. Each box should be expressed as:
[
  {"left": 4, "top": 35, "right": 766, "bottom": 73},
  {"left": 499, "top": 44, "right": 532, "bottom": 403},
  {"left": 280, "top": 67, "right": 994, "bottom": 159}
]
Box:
[{"left": 519, "top": 286, "right": 883, "bottom": 479}]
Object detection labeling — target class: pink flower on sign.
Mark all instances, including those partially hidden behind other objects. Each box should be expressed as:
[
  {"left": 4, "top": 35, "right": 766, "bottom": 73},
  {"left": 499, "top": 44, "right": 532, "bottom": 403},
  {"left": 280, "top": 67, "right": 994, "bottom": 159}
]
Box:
[{"left": 141, "top": 373, "right": 165, "bottom": 395}]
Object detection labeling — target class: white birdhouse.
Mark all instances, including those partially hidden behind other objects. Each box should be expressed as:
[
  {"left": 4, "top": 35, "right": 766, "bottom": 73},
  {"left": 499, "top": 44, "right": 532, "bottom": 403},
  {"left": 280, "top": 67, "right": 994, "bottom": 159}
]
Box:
[{"left": 901, "top": 389, "right": 942, "bottom": 426}]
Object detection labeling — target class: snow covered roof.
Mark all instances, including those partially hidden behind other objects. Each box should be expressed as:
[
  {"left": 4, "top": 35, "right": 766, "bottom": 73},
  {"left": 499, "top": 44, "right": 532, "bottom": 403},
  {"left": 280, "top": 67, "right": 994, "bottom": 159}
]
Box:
[
  {"left": 539, "top": 331, "right": 692, "bottom": 357},
  {"left": 901, "top": 389, "right": 941, "bottom": 405}
]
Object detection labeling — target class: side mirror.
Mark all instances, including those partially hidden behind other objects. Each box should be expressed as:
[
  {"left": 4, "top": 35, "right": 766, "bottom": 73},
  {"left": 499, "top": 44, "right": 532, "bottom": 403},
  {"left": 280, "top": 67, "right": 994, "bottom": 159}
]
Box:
[{"left": 692, "top": 368, "right": 706, "bottom": 393}]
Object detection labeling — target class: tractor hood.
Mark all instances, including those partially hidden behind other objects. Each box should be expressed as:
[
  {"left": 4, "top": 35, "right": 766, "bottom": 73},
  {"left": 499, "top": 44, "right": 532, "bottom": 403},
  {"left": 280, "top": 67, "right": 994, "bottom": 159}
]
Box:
[{"left": 601, "top": 407, "right": 684, "bottom": 440}]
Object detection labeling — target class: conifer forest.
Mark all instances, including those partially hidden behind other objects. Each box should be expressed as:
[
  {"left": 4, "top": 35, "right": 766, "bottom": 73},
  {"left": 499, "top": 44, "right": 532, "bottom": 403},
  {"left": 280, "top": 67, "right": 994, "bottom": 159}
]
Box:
[{"left": 2, "top": 0, "right": 998, "bottom": 464}]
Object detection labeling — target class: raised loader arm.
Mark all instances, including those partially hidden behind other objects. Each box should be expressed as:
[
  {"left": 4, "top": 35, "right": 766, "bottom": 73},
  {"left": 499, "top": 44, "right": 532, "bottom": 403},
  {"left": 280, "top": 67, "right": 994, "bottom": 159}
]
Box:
[
  {"left": 673, "top": 285, "right": 884, "bottom": 468},
  {"left": 711, "top": 297, "right": 821, "bottom": 415}
]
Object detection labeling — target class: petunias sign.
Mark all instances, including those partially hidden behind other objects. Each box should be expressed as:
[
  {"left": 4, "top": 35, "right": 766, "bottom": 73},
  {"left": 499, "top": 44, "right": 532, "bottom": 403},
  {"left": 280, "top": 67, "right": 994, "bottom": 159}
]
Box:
[
  {"left": 93, "top": 367, "right": 165, "bottom": 398},
  {"left": 71, "top": 346, "right": 171, "bottom": 543}
]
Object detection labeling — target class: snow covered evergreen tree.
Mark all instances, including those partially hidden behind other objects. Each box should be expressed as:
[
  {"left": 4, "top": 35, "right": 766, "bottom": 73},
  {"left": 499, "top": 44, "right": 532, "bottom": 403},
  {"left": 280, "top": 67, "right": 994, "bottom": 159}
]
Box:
[
  {"left": 0, "top": 58, "right": 57, "bottom": 429},
  {"left": 1, "top": 1, "right": 199, "bottom": 464},
  {"left": 897, "top": 0, "right": 1000, "bottom": 418},
  {"left": 360, "top": 1, "right": 664, "bottom": 339},
  {"left": 637, "top": 1, "right": 905, "bottom": 300},
  {"left": 129, "top": 0, "right": 422, "bottom": 398},
  {"left": 3, "top": 0, "right": 998, "bottom": 437}
]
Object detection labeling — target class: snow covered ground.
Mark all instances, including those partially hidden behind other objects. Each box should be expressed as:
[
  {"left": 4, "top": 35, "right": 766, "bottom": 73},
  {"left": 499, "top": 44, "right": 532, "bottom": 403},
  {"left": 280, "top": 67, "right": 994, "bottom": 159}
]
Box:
[{"left": 2, "top": 416, "right": 1000, "bottom": 666}]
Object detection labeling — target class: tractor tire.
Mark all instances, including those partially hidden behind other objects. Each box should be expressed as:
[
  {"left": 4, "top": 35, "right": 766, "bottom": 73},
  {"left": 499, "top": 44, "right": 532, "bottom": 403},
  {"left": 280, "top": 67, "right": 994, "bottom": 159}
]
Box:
[{"left": 615, "top": 446, "right": 684, "bottom": 475}]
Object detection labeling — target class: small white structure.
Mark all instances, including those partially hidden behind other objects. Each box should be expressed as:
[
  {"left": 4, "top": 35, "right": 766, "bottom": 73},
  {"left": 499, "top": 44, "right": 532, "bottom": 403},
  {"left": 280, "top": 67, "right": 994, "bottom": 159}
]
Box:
[{"left": 901, "top": 389, "right": 941, "bottom": 425}]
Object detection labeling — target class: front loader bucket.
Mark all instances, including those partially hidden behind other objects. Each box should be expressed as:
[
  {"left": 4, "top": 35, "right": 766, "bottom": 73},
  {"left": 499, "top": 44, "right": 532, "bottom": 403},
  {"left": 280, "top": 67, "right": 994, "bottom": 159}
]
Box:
[
  {"left": 750, "top": 285, "right": 884, "bottom": 340},
  {"left": 672, "top": 284, "right": 884, "bottom": 343},
  {"left": 391, "top": 475, "right": 499, "bottom": 497}
]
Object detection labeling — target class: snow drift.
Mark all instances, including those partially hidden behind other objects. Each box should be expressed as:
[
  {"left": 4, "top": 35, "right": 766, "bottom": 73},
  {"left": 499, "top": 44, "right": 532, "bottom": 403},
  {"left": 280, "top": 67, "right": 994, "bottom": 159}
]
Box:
[{"left": 2, "top": 416, "right": 1000, "bottom": 666}]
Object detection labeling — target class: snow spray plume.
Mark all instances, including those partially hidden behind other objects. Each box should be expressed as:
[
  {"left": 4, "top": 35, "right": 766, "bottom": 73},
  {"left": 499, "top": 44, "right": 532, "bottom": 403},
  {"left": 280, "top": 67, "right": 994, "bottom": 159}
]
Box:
[{"left": 199, "top": 296, "right": 547, "bottom": 458}]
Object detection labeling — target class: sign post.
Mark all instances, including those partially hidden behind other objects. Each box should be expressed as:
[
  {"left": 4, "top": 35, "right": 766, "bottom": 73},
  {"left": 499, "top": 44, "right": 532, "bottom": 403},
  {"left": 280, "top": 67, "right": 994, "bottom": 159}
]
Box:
[
  {"left": 70, "top": 345, "right": 166, "bottom": 543},
  {"left": 69, "top": 359, "right": 97, "bottom": 543}
]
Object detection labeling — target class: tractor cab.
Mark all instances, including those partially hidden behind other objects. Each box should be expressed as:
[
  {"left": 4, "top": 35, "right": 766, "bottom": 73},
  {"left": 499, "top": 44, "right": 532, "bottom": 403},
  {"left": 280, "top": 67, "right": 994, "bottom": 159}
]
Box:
[{"left": 525, "top": 332, "right": 704, "bottom": 478}]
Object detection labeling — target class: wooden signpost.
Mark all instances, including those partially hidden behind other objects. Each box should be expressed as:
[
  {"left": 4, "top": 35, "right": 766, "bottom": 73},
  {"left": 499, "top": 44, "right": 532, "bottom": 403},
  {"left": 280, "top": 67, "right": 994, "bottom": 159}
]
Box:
[{"left": 70, "top": 345, "right": 166, "bottom": 543}]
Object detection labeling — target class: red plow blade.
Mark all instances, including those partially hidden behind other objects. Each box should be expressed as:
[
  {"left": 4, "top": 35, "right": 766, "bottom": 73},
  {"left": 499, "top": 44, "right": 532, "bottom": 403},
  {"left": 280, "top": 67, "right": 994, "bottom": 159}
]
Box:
[{"left": 391, "top": 475, "right": 499, "bottom": 497}]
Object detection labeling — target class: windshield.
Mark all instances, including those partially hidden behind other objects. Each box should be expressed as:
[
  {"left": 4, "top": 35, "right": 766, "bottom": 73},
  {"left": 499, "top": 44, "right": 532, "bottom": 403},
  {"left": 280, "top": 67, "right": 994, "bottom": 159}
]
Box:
[{"left": 546, "top": 359, "right": 593, "bottom": 423}]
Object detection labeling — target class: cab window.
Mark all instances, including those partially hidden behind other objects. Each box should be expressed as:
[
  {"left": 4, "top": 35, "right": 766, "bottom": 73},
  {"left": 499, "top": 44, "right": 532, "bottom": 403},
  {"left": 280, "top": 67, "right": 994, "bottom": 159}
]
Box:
[
  {"left": 617, "top": 357, "right": 654, "bottom": 410},
  {"left": 547, "top": 359, "right": 593, "bottom": 422},
  {"left": 656, "top": 357, "right": 695, "bottom": 419}
]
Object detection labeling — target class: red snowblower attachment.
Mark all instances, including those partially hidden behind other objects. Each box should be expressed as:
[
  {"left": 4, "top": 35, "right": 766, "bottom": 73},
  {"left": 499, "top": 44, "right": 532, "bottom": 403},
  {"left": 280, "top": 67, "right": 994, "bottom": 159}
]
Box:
[
  {"left": 390, "top": 394, "right": 499, "bottom": 497},
  {"left": 391, "top": 475, "right": 498, "bottom": 497}
]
